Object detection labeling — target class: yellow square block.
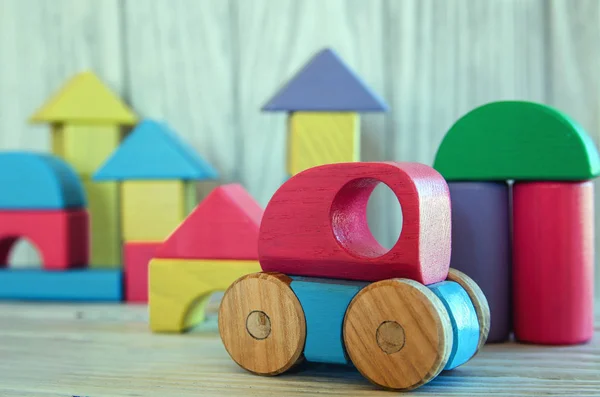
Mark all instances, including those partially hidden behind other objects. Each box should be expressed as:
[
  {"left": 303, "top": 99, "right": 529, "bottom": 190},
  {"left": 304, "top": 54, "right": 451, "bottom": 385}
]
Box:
[
  {"left": 149, "top": 258, "right": 261, "bottom": 332},
  {"left": 84, "top": 180, "right": 121, "bottom": 267},
  {"left": 121, "top": 181, "right": 194, "bottom": 242},
  {"left": 52, "top": 124, "right": 122, "bottom": 179},
  {"left": 288, "top": 112, "right": 360, "bottom": 176}
]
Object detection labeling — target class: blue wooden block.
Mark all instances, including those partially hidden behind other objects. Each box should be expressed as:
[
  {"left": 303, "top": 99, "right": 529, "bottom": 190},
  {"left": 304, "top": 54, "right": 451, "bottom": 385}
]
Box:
[
  {"left": 262, "top": 48, "right": 388, "bottom": 112},
  {"left": 291, "top": 277, "right": 367, "bottom": 364},
  {"left": 428, "top": 281, "right": 480, "bottom": 370},
  {"left": 0, "top": 152, "right": 86, "bottom": 209},
  {"left": 93, "top": 119, "right": 219, "bottom": 181},
  {"left": 0, "top": 269, "right": 123, "bottom": 301}
]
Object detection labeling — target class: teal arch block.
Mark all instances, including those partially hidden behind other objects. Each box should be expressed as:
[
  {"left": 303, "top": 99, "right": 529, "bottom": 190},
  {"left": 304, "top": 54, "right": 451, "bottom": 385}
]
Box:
[{"left": 0, "top": 152, "right": 86, "bottom": 209}]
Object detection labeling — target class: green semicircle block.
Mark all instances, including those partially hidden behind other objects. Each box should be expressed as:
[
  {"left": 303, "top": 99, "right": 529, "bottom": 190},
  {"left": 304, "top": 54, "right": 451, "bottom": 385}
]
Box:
[{"left": 433, "top": 101, "right": 600, "bottom": 181}]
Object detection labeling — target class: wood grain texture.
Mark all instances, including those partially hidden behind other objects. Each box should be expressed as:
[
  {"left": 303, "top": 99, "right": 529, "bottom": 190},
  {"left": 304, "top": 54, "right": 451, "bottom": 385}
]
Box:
[
  {"left": 343, "top": 278, "right": 453, "bottom": 391},
  {"left": 235, "top": 0, "right": 390, "bottom": 246},
  {"left": 219, "top": 272, "right": 306, "bottom": 376},
  {"left": 0, "top": 302, "right": 598, "bottom": 396},
  {"left": 0, "top": 0, "right": 125, "bottom": 265},
  {"left": 545, "top": 0, "right": 600, "bottom": 298},
  {"left": 1, "top": 0, "right": 600, "bottom": 293},
  {"left": 259, "top": 162, "right": 451, "bottom": 284},
  {"left": 385, "top": 0, "right": 548, "bottom": 250},
  {"left": 122, "top": 0, "right": 237, "bottom": 199}
]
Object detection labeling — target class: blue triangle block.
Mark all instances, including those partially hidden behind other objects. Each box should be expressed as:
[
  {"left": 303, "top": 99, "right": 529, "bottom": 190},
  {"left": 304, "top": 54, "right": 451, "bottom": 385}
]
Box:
[
  {"left": 93, "top": 119, "right": 219, "bottom": 181},
  {"left": 262, "top": 48, "right": 388, "bottom": 112}
]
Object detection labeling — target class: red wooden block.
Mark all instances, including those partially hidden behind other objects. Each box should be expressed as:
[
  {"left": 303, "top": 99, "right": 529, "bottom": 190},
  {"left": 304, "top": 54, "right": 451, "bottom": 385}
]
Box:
[
  {"left": 513, "top": 181, "right": 594, "bottom": 345},
  {"left": 259, "top": 162, "right": 451, "bottom": 284},
  {"left": 155, "top": 184, "right": 263, "bottom": 260},
  {"left": 0, "top": 209, "right": 89, "bottom": 270},
  {"left": 124, "top": 242, "right": 161, "bottom": 303}
]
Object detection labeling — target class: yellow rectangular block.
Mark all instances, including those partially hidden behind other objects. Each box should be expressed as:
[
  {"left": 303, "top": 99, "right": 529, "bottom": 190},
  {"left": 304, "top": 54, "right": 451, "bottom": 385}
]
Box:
[
  {"left": 52, "top": 124, "right": 122, "bottom": 179},
  {"left": 121, "top": 180, "right": 195, "bottom": 242},
  {"left": 288, "top": 112, "right": 360, "bottom": 176},
  {"left": 184, "top": 181, "right": 199, "bottom": 214},
  {"left": 84, "top": 180, "right": 121, "bottom": 267},
  {"left": 149, "top": 258, "right": 261, "bottom": 332}
]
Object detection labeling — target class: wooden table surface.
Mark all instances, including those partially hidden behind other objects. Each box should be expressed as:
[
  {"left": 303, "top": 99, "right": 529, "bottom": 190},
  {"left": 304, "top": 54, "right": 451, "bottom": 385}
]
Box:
[{"left": 1, "top": 302, "right": 599, "bottom": 397}]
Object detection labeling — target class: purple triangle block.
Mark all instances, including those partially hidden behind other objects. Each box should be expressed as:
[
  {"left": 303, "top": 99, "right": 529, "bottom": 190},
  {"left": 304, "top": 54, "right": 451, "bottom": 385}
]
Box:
[{"left": 262, "top": 48, "right": 388, "bottom": 112}]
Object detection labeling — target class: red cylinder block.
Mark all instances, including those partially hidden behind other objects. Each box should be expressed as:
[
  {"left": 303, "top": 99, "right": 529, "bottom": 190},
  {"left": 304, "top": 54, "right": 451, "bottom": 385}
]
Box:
[{"left": 513, "top": 181, "right": 594, "bottom": 345}]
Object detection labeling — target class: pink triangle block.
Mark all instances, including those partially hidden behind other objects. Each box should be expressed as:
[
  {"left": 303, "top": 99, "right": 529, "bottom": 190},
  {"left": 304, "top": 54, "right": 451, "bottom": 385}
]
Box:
[{"left": 155, "top": 184, "right": 263, "bottom": 260}]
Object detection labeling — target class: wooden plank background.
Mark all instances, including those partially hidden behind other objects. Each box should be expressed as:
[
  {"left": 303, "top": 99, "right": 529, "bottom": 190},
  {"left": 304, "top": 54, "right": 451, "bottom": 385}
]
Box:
[{"left": 0, "top": 0, "right": 598, "bottom": 293}]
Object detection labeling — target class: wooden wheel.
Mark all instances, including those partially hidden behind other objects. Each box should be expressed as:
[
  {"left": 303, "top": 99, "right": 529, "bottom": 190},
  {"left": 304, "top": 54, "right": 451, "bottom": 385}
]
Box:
[
  {"left": 218, "top": 272, "right": 306, "bottom": 376},
  {"left": 343, "top": 278, "right": 452, "bottom": 391},
  {"left": 447, "top": 268, "right": 491, "bottom": 352}
]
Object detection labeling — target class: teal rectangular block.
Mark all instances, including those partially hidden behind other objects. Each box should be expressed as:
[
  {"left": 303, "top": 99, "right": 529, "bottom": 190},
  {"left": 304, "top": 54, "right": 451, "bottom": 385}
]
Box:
[
  {"left": 291, "top": 276, "right": 367, "bottom": 364},
  {"left": 0, "top": 269, "right": 123, "bottom": 301}
]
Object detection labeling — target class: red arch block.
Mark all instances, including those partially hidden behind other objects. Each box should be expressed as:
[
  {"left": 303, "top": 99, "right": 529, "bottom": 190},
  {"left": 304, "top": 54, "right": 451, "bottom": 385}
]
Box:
[
  {"left": 258, "top": 162, "right": 451, "bottom": 284},
  {"left": 0, "top": 210, "right": 89, "bottom": 270}
]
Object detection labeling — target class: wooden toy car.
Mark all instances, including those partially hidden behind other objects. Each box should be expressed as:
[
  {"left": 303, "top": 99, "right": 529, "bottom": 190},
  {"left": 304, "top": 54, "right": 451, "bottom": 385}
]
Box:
[{"left": 218, "top": 161, "right": 490, "bottom": 391}]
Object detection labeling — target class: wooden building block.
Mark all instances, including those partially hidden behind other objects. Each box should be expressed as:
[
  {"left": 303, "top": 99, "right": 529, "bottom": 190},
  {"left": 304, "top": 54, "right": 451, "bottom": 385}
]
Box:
[
  {"left": 121, "top": 180, "right": 192, "bottom": 242},
  {"left": 259, "top": 162, "right": 451, "bottom": 284},
  {"left": 446, "top": 268, "right": 491, "bottom": 353},
  {"left": 513, "top": 181, "right": 594, "bottom": 345},
  {"left": 0, "top": 269, "right": 122, "bottom": 301},
  {"left": 51, "top": 124, "right": 122, "bottom": 179},
  {"left": 290, "top": 277, "right": 367, "bottom": 364},
  {"left": 0, "top": 210, "right": 88, "bottom": 270},
  {"left": 287, "top": 112, "right": 359, "bottom": 176},
  {"left": 149, "top": 258, "right": 260, "bottom": 332},
  {"left": 428, "top": 281, "right": 480, "bottom": 370},
  {"left": 84, "top": 180, "right": 120, "bottom": 267},
  {"left": 262, "top": 48, "right": 388, "bottom": 112},
  {"left": 448, "top": 182, "right": 511, "bottom": 342},
  {"left": 433, "top": 101, "right": 600, "bottom": 181},
  {"left": 343, "top": 278, "right": 452, "bottom": 390},
  {"left": 156, "top": 184, "right": 263, "bottom": 260},
  {"left": 94, "top": 119, "right": 218, "bottom": 181},
  {"left": 124, "top": 242, "right": 160, "bottom": 303},
  {"left": 219, "top": 272, "right": 306, "bottom": 376},
  {"left": 29, "top": 71, "right": 137, "bottom": 125},
  {"left": 0, "top": 152, "right": 86, "bottom": 209}
]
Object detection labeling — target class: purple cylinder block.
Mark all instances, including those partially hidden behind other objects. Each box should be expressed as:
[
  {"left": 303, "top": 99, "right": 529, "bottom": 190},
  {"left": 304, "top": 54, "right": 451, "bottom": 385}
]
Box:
[{"left": 448, "top": 182, "right": 511, "bottom": 343}]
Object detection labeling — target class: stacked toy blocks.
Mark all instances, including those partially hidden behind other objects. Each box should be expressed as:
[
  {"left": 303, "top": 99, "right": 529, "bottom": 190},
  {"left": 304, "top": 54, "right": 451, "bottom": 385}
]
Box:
[
  {"left": 149, "top": 183, "right": 263, "bottom": 332},
  {"left": 0, "top": 152, "right": 121, "bottom": 301},
  {"left": 218, "top": 162, "right": 490, "bottom": 391},
  {"left": 262, "top": 48, "right": 388, "bottom": 177},
  {"left": 30, "top": 71, "right": 137, "bottom": 267},
  {"left": 94, "top": 119, "right": 219, "bottom": 302},
  {"left": 433, "top": 101, "right": 600, "bottom": 345}
]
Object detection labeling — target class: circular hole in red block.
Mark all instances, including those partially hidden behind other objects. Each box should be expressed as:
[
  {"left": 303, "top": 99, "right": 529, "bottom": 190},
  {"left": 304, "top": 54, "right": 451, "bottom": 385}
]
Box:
[{"left": 330, "top": 178, "right": 403, "bottom": 259}]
